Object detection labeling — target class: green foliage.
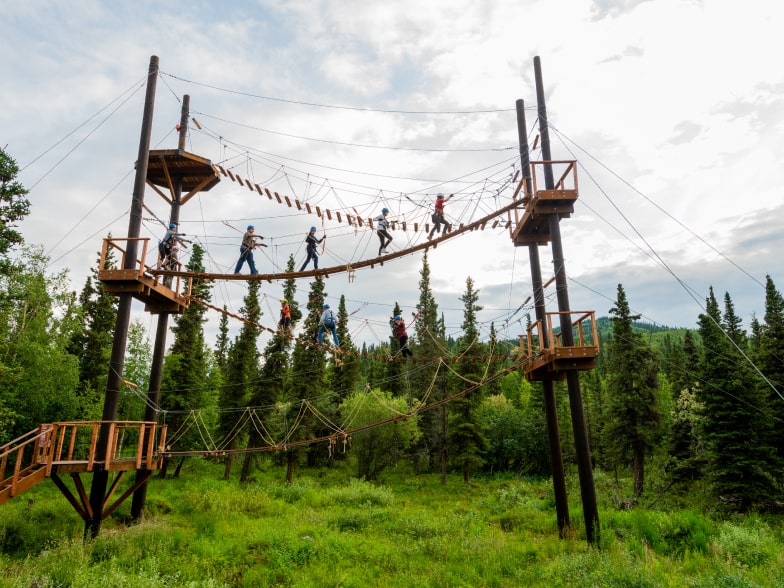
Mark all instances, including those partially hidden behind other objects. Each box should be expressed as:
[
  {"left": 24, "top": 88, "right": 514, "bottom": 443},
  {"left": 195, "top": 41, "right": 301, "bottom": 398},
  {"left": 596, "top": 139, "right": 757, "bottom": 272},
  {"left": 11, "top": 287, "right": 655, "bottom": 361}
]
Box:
[
  {"left": 328, "top": 294, "right": 361, "bottom": 399},
  {"left": 409, "top": 252, "right": 447, "bottom": 473},
  {"left": 339, "top": 389, "right": 420, "bottom": 480},
  {"left": 477, "top": 394, "right": 527, "bottom": 472},
  {"left": 2, "top": 462, "right": 784, "bottom": 586},
  {"left": 67, "top": 243, "right": 119, "bottom": 420},
  {"left": 697, "top": 288, "right": 778, "bottom": 511},
  {"left": 448, "top": 276, "right": 488, "bottom": 483},
  {"left": 0, "top": 147, "right": 31, "bottom": 265},
  {"left": 714, "top": 517, "right": 776, "bottom": 568},
  {"left": 602, "top": 284, "right": 663, "bottom": 498},
  {"left": 0, "top": 247, "right": 80, "bottom": 440},
  {"left": 218, "top": 280, "right": 261, "bottom": 478},
  {"left": 607, "top": 509, "right": 712, "bottom": 556},
  {"left": 118, "top": 319, "right": 151, "bottom": 422}
]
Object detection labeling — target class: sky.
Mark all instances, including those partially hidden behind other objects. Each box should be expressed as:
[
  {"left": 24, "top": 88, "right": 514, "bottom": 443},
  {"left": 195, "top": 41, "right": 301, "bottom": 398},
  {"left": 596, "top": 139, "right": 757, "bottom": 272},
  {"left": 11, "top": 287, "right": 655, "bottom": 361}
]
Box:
[{"left": 2, "top": 0, "right": 783, "bottom": 352}]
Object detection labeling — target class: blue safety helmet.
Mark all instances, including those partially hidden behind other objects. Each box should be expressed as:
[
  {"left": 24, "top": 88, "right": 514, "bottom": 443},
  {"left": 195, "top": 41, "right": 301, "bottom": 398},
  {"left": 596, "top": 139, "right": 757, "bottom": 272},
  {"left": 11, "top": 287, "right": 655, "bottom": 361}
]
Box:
[
  {"left": 169, "top": 222, "right": 176, "bottom": 228},
  {"left": 247, "top": 225, "right": 254, "bottom": 230},
  {"left": 323, "top": 303, "right": 330, "bottom": 309},
  {"left": 382, "top": 207, "right": 389, "bottom": 213},
  {"left": 394, "top": 315, "right": 401, "bottom": 321},
  {"left": 436, "top": 193, "right": 444, "bottom": 199},
  {"left": 310, "top": 226, "right": 317, "bottom": 231}
]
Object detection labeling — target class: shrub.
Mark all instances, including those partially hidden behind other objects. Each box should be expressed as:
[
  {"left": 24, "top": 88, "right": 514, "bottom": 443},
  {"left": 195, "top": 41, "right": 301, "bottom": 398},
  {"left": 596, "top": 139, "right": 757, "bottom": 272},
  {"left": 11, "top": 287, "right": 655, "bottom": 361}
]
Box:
[{"left": 713, "top": 518, "right": 774, "bottom": 568}]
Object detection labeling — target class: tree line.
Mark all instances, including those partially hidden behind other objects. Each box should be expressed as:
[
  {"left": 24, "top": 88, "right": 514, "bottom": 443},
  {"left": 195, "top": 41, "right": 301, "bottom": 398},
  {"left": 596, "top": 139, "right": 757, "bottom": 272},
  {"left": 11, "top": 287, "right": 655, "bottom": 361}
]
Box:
[{"left": 2, "top": 146, "right": 782, "bottom": 512}]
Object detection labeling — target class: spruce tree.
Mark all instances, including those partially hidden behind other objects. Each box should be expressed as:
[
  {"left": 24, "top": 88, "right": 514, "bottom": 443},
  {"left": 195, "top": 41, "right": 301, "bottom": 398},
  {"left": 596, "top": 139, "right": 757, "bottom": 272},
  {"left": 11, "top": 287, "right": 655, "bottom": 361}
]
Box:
[
  {"left": 755, "top": 276, "right": 784, "bottom": 483},
  {"left": 283, "top": 277, "right": 328, "bottom": 482},
  {"left": 449, "top": 277, "right": 488, "bottom": 483},
  {"left": 69, "top": 245, "right": 119, "bottom": 419},
  {"left": 602, "top": 284, "right": 662, "bottom": 498},
  {"left": 697, "top": 287, "right": 776, "bottom": 510},
  {"left": 330, "top": 294, "right": 361, "bottom": 398},
  {"left": 161, "top": 244, "right": 214, "bottom": 474},
  {"left": 0, "top": 147, "right": 31, "bottom": 270},
  {"left": 409, "top": 252, "right": 446, "bottom": 472},
  {"left": 240, "top": 256, "right": 299, "bottom": 482},
  {"left": 214, "top": 307, "right": 230, "bottom": 373},
  {"left": 219, "top": 279, "right": 261, "bottom": 480},
  {"left": 385, "top": 301, "right": 404, "bottom": 397}
]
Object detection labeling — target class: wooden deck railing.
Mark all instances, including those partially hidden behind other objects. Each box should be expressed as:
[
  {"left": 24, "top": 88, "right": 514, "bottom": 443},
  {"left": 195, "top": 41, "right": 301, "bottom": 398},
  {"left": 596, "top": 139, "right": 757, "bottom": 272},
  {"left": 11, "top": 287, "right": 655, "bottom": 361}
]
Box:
[
  {"left": 0, "top": 421, "right": 166, "bottom": 505},
  {"left": 520, "top": 310, "right": 599, "bottom": 359}
]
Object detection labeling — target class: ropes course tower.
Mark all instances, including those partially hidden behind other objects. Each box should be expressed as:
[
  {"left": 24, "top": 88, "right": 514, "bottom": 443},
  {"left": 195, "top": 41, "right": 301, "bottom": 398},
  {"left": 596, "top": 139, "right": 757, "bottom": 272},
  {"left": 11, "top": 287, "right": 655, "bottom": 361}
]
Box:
[
  {"left": 1, "top": 55, "right": 601, "bottom": 544},
  {"left": 509, "top": 56, "right": 600, "bottom": 544}
]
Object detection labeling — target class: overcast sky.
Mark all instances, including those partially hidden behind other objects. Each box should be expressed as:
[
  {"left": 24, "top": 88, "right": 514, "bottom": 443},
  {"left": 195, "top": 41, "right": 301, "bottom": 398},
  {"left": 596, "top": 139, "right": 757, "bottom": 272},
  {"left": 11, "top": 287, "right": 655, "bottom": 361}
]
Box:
[{"left": 2, "top": 0, "right": 782, "bottom": 351}]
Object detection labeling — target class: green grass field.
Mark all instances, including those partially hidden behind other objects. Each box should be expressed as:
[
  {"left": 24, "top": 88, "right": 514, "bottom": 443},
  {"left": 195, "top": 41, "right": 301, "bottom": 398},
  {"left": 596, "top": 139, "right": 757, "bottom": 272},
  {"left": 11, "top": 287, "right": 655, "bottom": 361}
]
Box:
[{"left": 1, "top": 459, "right": 782, "bottom": 587}]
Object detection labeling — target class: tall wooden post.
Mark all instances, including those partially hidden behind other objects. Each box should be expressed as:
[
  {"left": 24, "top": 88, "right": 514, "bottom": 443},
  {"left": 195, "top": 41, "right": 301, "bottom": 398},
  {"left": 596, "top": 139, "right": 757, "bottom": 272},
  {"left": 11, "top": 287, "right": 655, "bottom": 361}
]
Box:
[
  {"left": 515, "top": 98, "right": 570, "bottom": 536},
  {"left": 534, "top": 56, "right": 600, "bottom": 544},
  {"left": 130, "top": 95, "right": 190, "bottom": 520},
  {"left": 87, "top": 55, "right": 159, "bottom": 539}
]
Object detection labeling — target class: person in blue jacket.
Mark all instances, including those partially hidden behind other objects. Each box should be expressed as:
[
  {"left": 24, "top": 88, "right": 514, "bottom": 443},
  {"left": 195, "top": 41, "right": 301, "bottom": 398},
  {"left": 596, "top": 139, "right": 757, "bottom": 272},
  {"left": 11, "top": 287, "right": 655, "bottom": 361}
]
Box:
[{"left": 317, "top": 303, "right": 340, "bottom": 347}]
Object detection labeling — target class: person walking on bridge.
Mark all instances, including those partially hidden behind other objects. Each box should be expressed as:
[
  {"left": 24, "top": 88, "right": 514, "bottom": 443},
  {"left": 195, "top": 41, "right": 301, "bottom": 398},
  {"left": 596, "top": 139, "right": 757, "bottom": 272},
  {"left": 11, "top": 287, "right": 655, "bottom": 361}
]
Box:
[
  {"left": 428, "top": 193, "right": 453, "bottom": 239},
  {"left": 317, "top": 303, "right": 340, "bottom": 347},
  {"left": 234, "top": 225, "right": 265, "bottom": 275},
  {"left": 300, "top": 226, "right": 325, "bottom": 271},
  {"left": 374, "top": 207, "right": 392, "bottom": 256}
]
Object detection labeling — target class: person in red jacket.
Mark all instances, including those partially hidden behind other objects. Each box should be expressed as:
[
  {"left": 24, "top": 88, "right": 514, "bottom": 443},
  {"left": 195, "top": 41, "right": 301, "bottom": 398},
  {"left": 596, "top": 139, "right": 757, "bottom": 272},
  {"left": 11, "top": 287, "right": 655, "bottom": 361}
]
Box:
[
  {"left": 393, "top": 315, "right": 413, "bottom": 358},
  {"left": 428, "top": 193, "right": 453, "bottom": 239}
]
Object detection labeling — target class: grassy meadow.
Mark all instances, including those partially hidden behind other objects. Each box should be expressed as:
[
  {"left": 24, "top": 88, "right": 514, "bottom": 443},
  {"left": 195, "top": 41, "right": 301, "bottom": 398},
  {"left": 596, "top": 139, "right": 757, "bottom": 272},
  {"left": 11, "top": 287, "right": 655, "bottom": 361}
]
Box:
[{"left": 1, "top": 458, "right": 783, "bottom": 587}]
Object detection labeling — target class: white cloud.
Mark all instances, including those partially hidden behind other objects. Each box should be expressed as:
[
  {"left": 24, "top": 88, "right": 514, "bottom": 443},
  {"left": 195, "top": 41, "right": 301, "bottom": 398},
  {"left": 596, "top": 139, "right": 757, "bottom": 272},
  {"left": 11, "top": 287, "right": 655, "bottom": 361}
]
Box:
[{"left": 2, "top": 0, "right": 783, "bottom": 355}]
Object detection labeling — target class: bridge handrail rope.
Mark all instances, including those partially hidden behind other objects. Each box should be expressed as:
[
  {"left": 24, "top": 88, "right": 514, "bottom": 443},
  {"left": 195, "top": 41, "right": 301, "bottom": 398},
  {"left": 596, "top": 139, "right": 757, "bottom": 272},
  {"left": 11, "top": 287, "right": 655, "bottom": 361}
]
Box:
[
  {"left": 188, "top": 295, "right": 516, "bottom": 367},
  {"left": 151, "top": 173, "right": 532, "bottom": 283},
  {"left": 217, "top": 407, "right": 252, "bottom": 451},
  {"left": 249, "top": 411, "right": 277, "bottom": 447},
  {"left": 211, "top": 158, "right": 522, "bottom": 234},
  {"left": 161, "top": 354, "right": 531, "bottom": 458}
]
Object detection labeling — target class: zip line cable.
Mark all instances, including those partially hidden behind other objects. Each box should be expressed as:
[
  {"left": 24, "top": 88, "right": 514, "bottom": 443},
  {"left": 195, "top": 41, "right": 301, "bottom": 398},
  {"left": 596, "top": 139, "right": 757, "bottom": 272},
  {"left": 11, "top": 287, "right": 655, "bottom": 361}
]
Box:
[
  {"left": 192, "top": 120, "right": 518, "bottom": 189},
  {"left": 550, "top": 123, "right": 766, "bottom": 289},
  {"left": 20, "top": 76, "right": 146, "bottom": 173},
  {"left": 192, "top": 111, "right": 516, "bottom": 153},
  {"left": 552, "top": 125, "right": 784, "bottom": 402},
  {"left": 161, "top": 71, "right": 521, "bottom": 115},
  {"left": 26, "top": 81, "right": 146, "bottom": 192}
]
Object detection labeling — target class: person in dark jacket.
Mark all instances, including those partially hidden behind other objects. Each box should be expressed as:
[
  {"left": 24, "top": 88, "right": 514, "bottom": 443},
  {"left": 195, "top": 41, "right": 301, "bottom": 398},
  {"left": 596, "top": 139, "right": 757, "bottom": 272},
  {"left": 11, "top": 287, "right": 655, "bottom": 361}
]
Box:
[{"left": 300, "top": 226, "right": 325, "bottom": 271}]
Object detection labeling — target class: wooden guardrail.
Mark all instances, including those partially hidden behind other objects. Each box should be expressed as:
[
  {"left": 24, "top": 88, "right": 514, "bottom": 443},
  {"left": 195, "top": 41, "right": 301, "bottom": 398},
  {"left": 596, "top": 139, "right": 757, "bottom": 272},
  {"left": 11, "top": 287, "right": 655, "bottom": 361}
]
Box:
[{"left": 0, "top": 421, "right": 166, "bottom": 505}]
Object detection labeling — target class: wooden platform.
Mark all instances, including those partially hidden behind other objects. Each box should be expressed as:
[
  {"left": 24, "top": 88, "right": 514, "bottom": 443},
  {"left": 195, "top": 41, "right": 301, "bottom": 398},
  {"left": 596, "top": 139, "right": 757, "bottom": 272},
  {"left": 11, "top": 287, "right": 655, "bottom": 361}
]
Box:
[
  {"left": 0, "top": 421, "right": 166, "bottom": 506},
  {"left": 97, "top": 238, "right": 192, "bottom": 314},
  {"left": 521, "top": 311, "right": 599, "bottom": 381},
  {"left": 145, "top": 149, "right": 220, "bottom": 205},
  {"left": 509, "top": 161, "right": 579, "bottom": 246}
]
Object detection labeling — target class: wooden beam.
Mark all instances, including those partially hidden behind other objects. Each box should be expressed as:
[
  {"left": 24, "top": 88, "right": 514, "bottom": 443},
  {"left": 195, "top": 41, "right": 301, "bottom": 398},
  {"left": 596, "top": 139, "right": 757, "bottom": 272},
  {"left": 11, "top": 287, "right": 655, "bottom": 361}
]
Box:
[
  {"left": 181, "top": 173, "right": 219, "bottom": 205},
  {"left": 145, "top": 180, "right": 171, "bottom": 204}
]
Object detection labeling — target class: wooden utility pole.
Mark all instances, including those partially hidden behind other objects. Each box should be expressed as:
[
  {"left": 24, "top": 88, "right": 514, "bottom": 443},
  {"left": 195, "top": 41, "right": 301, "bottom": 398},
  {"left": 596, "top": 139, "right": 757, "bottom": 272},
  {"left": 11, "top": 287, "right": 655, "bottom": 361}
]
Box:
[
  {"left": 515, "top": 98, "right": 571, "bottom": 537},
  {"left": 533, "top": 56, "right": 600, "bottom": 544},
  {"left": 86, "top": 54, "right": 159, "bottom": 539},
  {"left": 130, "top": 95, "right": 191, "bottom": 520}
]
